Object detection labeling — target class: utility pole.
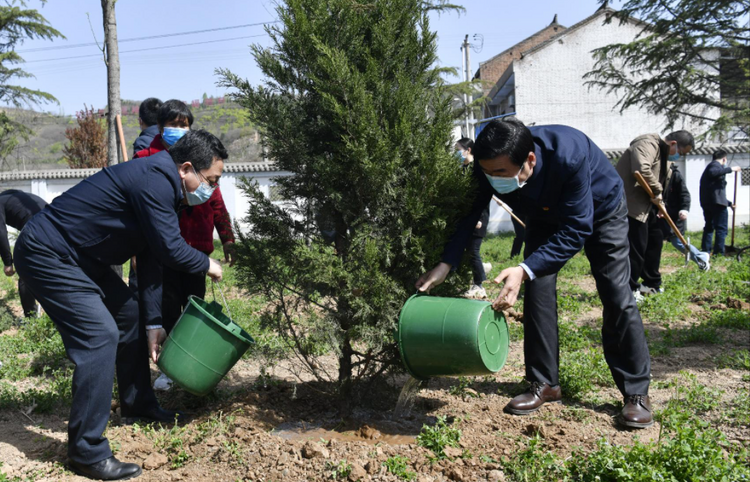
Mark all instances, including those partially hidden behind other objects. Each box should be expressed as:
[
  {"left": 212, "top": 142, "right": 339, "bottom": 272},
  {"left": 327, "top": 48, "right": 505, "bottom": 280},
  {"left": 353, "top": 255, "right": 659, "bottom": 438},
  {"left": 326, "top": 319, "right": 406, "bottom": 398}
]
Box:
[
  {"left": 461, "top": 35, "right": 470, "bottom": 139},
  {"left": 461, "top": 34, "right": 476, "bottom": 140},
  {"left": 101, "top": 0, "right": 121, "bottom": 166}
]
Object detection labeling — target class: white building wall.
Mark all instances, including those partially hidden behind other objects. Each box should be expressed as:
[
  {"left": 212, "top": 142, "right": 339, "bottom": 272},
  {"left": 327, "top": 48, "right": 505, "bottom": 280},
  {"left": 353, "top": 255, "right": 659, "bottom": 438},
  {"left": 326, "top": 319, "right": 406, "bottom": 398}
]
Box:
[
  {"left": 512, "top": 18, "right": 717, "bottom": 150},
  {"left": 0, "top": 170, "right": 286, "bottom": 240}
]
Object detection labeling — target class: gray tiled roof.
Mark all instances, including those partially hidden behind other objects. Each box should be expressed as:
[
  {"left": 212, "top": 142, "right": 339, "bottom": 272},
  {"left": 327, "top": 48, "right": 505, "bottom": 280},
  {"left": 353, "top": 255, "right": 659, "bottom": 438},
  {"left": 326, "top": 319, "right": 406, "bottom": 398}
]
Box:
[
  {"left": 604, "top": 144, "right": 749, "bottom": 160},
  {"left": 0, "top": 162, "right": 278, "bottom": 181}
]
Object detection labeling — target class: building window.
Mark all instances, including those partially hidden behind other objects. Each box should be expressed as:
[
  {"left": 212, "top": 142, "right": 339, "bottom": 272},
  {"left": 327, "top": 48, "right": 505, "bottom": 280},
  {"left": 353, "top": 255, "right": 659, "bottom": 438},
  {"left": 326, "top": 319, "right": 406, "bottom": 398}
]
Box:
[
  {"left": 742, "top": 168, "right": 750, "bottom": 186},
  {"left": 268, "top": 184, "right": 285, "bottom": 202}
]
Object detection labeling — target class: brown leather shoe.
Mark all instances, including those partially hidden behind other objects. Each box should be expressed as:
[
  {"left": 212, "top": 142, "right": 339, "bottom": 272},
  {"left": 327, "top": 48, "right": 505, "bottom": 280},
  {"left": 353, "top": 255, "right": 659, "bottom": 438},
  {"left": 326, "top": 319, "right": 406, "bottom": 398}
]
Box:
[
  {"left": 504, "top": 381, "right": 562, "bottom": 415},
  {"left": 619, "top": 394, "right": 653, "bottom": 428}
]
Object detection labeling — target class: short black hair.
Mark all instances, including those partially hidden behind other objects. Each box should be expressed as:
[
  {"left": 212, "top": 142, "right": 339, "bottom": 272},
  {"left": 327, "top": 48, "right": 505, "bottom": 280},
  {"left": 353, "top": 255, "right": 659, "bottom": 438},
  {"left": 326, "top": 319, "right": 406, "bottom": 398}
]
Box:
[
  {"left": 665, "top": 130, "right": 695, "bottom": 150},
  {"left": 712, "top": 149, "right": 727, "bottom": 161},
  {"left": 157, "top": 99, "right": 194, "bottom": 128},
  {"left": 456, "top": 137, "right": 474, "bottom": 151},
  {"left": 139, "top": 97, "right": 162, "bottom": 126},
  {"left": 170, "top": 129, "right": 228, "bottom": 170},
  {"left": 472, "top": 119, "right": 534, "bottom": 167}
]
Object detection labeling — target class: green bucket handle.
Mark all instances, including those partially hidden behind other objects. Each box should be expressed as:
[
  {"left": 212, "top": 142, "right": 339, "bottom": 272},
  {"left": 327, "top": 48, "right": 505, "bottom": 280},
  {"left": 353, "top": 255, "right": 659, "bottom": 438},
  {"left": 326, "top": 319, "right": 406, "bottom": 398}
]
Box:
[{"left": 206, "top": 281, "right": 249, "bottom": 342}]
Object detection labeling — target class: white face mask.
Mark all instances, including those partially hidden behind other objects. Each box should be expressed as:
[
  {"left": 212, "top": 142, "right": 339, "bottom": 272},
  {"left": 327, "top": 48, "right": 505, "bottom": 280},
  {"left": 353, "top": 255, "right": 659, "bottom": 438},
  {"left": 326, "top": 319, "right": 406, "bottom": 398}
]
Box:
[{"left": 484, "top": 162, "right": 527, "bottom": 194}]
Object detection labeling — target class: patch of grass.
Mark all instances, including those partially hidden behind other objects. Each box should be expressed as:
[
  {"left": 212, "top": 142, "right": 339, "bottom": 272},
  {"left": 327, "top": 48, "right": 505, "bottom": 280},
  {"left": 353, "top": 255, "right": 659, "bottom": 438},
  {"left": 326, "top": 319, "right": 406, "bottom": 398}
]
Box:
[
  {"left": 567, "top": 416, "right": 750, "bottom": 481},
  {"left": 707, "top": 309, "right": 750, "bottom": 330},
  {"left": 501, "top": 435, "right": 564, "bottom": 482},
  {"left": 326, "top": 460, "right": 352, "bottom": 480},
  {"left": 715, "top": 349, "right": 750, "bottom": 371},
  {"left": 559, "top": 348, "right": 612, "bottom": 401},
  {"left": 416, "top": 415, "right": 461, "bottom": 459},
  {"left": 727, "top": 388, "right": 750, "bottom": 426},
  {"left": 661, "top": 372, "right": 723, "bottom": 417},
  {"left": 383, "top": 455, "right": 415, "bottom": 481}
]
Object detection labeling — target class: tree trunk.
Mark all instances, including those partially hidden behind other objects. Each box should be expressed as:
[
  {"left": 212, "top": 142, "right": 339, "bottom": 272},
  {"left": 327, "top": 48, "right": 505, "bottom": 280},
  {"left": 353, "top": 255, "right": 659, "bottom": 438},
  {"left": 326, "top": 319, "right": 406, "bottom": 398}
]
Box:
[{"left": 102, "top": 0, "right": 120, "bottom": 166}]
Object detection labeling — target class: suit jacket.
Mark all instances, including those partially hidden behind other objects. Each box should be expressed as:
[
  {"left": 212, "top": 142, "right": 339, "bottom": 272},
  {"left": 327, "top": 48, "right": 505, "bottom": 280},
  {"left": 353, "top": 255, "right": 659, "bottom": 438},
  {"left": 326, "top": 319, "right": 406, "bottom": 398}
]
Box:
[
  {"left": 23, "top": 150, "right": 209, "bottom": 326},
  {"left": 615, "top": 134, "right": 668, "bottom": 223},
  {"left": 699, "top": 160, "right": 733, "bottom": 208},
  {"left": 443, "top": 125, "right": 623, "bottom": 278},
  {"left": 132, "top": 124, "right": 160, "bottom": 157},
  {"left": 0, "top": 190, "right": 47, "bottom": 266}
]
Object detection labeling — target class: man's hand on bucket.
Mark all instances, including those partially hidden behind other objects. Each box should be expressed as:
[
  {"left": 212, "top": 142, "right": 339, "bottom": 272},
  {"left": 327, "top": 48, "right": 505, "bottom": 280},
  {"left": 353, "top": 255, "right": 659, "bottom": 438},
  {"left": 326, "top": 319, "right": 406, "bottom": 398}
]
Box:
[
  {"left": 207, "top": 258, "right": 223, "bottom": 282},
  {"left": 415, "top": 262, "right": 451, "bottom": 293},
  {"left": 148, "top": 328, "right": 167, "bottom": 363},
  {"left": 492, "top": 266, "right": 528, "bottom": 311}
]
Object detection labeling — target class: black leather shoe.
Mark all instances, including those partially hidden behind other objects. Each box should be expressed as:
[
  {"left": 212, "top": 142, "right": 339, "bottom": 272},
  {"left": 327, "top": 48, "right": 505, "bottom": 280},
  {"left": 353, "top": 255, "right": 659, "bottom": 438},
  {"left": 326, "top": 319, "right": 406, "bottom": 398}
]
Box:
[
  {"left": 504, "top": 381, "right": 562, "bottom": 415},
  {"left": 122, "top": 405, "right": 184, "bottom": 425},
  {"left": 69, "top": 456, "right": 142, "bottom": 480},
  {"left": 619, "top": 394, "right": 653, "bottom": 428}
]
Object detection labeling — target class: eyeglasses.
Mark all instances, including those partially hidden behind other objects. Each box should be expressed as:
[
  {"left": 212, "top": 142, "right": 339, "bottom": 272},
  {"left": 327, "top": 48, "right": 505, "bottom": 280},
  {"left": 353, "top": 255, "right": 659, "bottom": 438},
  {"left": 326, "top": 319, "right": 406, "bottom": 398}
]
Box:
[{"left": 193, "top": 168, "right": 220, "bottom": 188}]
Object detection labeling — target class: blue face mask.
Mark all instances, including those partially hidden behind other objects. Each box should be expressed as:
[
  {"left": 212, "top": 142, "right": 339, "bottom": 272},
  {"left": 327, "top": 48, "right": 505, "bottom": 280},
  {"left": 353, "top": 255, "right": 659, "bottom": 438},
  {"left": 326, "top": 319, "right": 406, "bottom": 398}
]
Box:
[
  {"left": 162, "top": 127, "right": 189, "bottom": 146},
  {"left": 484, "top": 163, "right": 527, "bottom": 194},
  {"left": 184, "top": 168, "right": 216, "bottom": 206},
  {"left": 668, "top": 153, "right": 680, "bottom": 161}
]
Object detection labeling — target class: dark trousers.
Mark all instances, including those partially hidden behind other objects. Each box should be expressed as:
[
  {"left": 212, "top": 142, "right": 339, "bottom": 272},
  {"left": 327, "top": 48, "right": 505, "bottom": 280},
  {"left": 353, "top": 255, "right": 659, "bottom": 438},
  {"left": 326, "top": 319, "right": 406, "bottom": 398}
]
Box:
[
  {"left": 18, "top": 277, "right": 37, "bottom": 317},
  {"left": 522, "top": 197, "right": 651, "bottom": 397},
  {"left": 510, "top": 217, "right": 525, "bottom": 258},
  {"left": 627, "top": 209, "right": 663, "bottom": 291},
  {"left": 162, "top": 265, "right": 206, "bottom": 334},
  {"left": 466, "top": 236, "right": 486, "bottom": 286},
  {"left": 701, "top": 205, "right": 728, "bottom": 254},
  {"left": 14, "top": 230, "right": 158, "bottom": 465}
]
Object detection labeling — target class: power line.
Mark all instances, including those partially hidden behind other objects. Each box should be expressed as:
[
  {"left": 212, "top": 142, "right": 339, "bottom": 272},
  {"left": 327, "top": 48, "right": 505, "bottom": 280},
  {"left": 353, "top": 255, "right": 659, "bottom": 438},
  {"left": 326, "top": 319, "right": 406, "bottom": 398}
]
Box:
[
  {"left": 17, "top": 20, "right": 279, "bottom": 53},
  {"left": 25, "top": 34, "right": 266, "bottom": 64}
]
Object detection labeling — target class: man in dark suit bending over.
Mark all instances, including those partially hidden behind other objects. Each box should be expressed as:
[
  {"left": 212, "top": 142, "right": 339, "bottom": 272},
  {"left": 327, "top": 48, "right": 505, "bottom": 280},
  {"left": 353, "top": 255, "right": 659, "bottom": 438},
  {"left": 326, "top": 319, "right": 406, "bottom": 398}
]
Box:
[{"left": 417, "top": 119, "right": 653, "bottom": 429}]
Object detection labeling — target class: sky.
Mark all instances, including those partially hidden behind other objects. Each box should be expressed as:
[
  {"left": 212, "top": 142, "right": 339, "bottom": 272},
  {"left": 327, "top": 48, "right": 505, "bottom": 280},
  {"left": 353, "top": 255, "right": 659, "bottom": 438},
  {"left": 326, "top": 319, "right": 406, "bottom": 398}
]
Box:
[{"left": 12, "top": 0, "right": 606, "bottom": 116}]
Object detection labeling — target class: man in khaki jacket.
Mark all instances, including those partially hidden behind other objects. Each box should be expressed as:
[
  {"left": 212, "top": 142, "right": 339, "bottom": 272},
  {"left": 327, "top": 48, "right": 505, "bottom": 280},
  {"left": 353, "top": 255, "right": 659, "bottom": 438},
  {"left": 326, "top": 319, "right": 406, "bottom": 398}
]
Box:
[{"left": 616, "top": 131, "right": 694, "bottom": 301}]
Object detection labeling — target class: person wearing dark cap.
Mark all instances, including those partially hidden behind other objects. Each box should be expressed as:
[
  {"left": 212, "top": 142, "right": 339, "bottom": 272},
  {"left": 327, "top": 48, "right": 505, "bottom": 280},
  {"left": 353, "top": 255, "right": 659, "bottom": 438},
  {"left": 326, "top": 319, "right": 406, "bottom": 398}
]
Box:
[
  {"left": 132, "top": 97, "right": 162, "bottom": 156},
  {"left": 700, "top": 149, "right": 741, "bottom": 255}
]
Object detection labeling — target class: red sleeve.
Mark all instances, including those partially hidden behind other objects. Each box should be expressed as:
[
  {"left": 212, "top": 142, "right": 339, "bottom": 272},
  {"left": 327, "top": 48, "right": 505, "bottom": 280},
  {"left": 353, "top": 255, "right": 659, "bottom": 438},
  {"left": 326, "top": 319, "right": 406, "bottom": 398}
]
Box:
[{"left": 210, "top": 187, "right": 234, "bottom": 244}]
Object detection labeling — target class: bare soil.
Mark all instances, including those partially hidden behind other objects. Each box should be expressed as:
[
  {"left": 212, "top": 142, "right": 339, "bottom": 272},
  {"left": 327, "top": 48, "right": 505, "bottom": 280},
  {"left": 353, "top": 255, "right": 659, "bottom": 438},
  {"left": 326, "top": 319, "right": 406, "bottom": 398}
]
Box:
[{"left": 1, "top": 288, "right": 748, "bottom": 481}]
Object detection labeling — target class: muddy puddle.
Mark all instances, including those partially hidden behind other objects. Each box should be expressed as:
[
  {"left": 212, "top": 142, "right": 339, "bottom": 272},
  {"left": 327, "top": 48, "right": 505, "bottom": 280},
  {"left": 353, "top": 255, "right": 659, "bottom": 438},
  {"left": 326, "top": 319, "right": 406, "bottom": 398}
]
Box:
[{"left": 271, "top": 420, "right": 418, "bottom": 445}]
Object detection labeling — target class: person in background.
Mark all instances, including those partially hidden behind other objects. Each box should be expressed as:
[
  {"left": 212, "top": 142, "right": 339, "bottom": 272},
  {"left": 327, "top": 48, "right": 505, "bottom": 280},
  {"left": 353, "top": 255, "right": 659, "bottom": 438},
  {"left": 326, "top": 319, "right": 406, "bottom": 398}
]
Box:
[
  {"left": 131, "top": 99, "right": 236, "bottom": 391},
  {"left": 14, "top": 130, "right": 226, "bottom": 480},
  {"left": 616, "top": 130, "right": 694, "bottom": 302},
  {"left": 660, "top": 162, "right": 710, "bottom": 271},
  {"left": 418, "top": 120, "right": 653, "bottom": 429},
  {"left": 132, "top": 97, "right": 162, "bottom": 156},
  {"left": 0, "top": 190, "right": 47, "bottom": 318},
  {"left": 456, "top": 138, "right": 492, "bottom": 299},
  {"left": 700, "top": 149, "right": 741, "bottom": 256}
]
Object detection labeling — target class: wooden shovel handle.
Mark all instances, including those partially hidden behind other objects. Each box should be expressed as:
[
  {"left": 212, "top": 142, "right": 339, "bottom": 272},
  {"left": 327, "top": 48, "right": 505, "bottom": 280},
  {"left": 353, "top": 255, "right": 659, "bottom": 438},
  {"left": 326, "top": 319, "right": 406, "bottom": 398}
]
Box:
[
  {"left": 633, "top": 171, "right": 688, "bottom": 247},
  {"left": 492, "top": 195, "right": 526, "bottom": 228},
  {"left": 116, "top": 114, "right": 129, "bottom": 162}
]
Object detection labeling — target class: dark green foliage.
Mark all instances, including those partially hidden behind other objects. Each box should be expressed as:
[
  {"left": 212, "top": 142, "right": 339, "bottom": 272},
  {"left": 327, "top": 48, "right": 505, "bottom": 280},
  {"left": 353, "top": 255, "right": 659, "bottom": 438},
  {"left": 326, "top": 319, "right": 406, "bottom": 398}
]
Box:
[
  {"left": 219, "top": 0, "right": 473, "bottom": 387},
  {"left": 586, "top": 0, "right": 750, "bottom": 138},
  {"left": 0, "top": 1, "right": 63, "bottom": 165}
]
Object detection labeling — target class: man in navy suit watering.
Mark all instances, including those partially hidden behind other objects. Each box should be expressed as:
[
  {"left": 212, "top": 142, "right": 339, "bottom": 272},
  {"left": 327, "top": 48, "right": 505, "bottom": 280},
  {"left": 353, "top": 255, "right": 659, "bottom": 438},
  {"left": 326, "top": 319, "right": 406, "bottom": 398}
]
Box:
[
  {"left": 417, "top": 119, "right": 652, "bottom": 429},
  {"left": 14, "top": 130, "right": 226, "bottom": 480}
]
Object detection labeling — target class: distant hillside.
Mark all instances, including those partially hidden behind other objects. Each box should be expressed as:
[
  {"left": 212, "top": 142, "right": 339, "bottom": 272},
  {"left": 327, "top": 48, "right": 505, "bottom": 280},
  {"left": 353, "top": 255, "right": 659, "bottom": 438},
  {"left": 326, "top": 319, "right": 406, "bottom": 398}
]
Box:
[{"left": 0, "top": 102, "right": 262, "bottom": 172}]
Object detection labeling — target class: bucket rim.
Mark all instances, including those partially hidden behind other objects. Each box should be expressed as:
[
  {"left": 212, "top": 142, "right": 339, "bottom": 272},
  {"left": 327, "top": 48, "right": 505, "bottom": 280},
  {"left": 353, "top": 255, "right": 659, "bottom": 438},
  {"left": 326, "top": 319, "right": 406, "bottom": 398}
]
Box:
[
  {"left": 186, "top": 295, "right": 255, "bottom": 346},
  {"left": 397, "top": 293, "right": 431, "bottom": 381}
]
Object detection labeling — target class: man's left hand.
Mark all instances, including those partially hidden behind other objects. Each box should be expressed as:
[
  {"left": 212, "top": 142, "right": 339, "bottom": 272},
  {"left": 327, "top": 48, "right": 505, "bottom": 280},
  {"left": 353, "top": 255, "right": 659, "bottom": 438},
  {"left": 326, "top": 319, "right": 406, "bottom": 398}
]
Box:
[
  {"left": 678, "top": 210, "right": 688, "bottom": 221},
  {"left": 223, "top": 242, "right": 236, "bottom": 267},
  {"left": 147, "top": 328, "right": 167, "bottom": 363},
  {"left": 650, "top": 194, "right": 663, "bottom": 207},
  {"left": 492, "top": 266, "right": 529, "bottom": 311},
  {"left": 3, "top": 265, "right": 14, "bottom": 277}
]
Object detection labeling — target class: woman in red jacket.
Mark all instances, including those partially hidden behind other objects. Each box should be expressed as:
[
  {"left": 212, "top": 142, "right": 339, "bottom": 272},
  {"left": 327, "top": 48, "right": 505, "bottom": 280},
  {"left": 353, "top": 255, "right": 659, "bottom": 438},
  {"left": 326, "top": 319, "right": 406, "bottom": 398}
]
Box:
[{"left": 133, "top": 100, "right": 236, "bottom": 390}]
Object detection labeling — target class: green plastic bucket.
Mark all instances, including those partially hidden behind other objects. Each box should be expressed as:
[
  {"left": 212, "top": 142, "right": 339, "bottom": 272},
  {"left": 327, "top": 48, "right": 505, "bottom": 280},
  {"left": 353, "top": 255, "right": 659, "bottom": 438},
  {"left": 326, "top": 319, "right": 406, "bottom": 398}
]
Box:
[
  {"left": 157, "top": 295, "right": 254, "bottom": 396},
  {"left": 397, "top": 294, "right": 509, "bottom": 380}
]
